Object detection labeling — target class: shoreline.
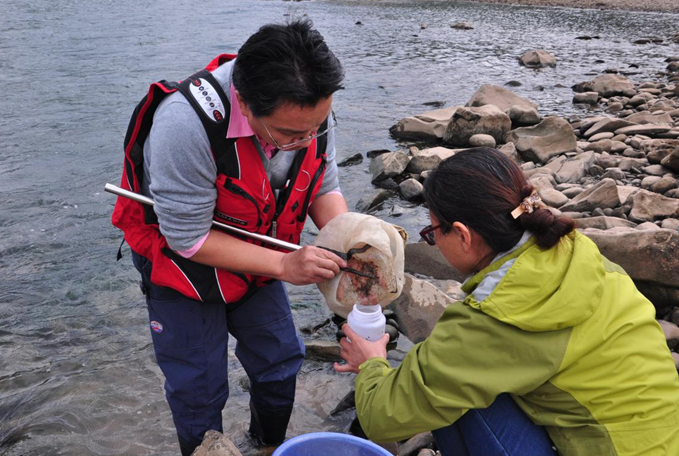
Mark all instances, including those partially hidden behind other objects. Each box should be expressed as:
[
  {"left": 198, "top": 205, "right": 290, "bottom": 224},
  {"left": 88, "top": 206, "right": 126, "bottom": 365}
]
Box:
[
  {"left": 464, "top": 0, "right": 679, "bottom": 13},
  {"left": 349, "top": 0, "right": 679, "bottom": 14}
]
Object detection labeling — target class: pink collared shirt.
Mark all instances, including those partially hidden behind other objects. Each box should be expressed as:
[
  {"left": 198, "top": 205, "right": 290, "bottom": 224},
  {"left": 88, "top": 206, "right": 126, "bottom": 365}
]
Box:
[{"left": 226, "top": 83, "right": 277, "bottom": 159}]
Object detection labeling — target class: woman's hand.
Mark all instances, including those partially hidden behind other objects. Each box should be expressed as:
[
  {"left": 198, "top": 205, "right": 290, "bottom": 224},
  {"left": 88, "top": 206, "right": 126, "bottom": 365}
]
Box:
[{"left": 333, "top": 324, "right": 390, "bottom": 374}]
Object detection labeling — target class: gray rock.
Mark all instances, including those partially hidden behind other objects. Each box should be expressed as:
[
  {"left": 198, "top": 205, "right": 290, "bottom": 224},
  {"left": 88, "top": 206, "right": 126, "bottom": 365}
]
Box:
[
  {"left": 399, "top": 178, "right": 424, "bottom": 200},
  {"left": 560, "top": 178, "right": 620, "bottom": 212},
  {"left": 451, "top": 21, "right": 474, "bottom": 30},
  {"left": 572, "top": 74, "right": 635, "bottom": 97},
  {"left": 389, "top": 274, "right": 457, "bottom": 344},
  {"left": 370, "top": 151, "right": 411, "bottom": 184},
  {"left": 466, "top": 84, "right": 538, "bottom": 113},
  {"left": 469, "top": 133, "right": 497, "bottom": 147},
  {"left": 506, "top": 116, "right": 577, "bottom": 164},
  {"left": 602, "top": 167, "right": 626, "bottom": 180},
  {"left": 356, "top": 189, "right": 391, "bottom": 212},
  {"left": 661, "top": 218, "right": 679, "bottom": 230},
  {"left": 643, "top": 164, "right": 668, "bottom": 176},
  {"left": 562, "top": 186, "right": 585, "bottom": 198},
  {"left": 635, "top": 222, "right": 662, "bottom": 231},
  {"left": 191, "top": 431, "right": 242, "bottom": 456},
  {"left": 538, "top": 187, "right": 568, "bottom": 207},
  {"left": 573, "top": 216, "right": 637, "bottom": 230},
  {"left": 498, "top": 141, "right": 519, "bottom": 162},
  {"left": 589, "top": 132, "right": 614, "bottom": 142},
  {"left": 519, "top": 49, "right": 557, "bottom": 68},
  {"left": 573, "top": 92, "right": 599, "bottom": 105},
  {"left": 641, "top": 176, "right": 663, "bottom": 189},
  {"left": 390, "top": 106, "right": 460, "bottom": 141},
  {"left": 661, "top": 147, "right": 679, "bottom": 171},
  {"left": 626, "top": 111, "right": 674, "bottom": 125},
  {"left": 629, "top": 190, "right": 679, "bottom": 222},
  {"left": 413, "top": 146, "right": 461, "bottom": 161},
  {"left": 508, "top": 105, "right": 541, "bottom": 126},
  {"left": 615, "top": 125, "right": 673, "bottom": 136},
  {"left": 554, "top": 152, "right": 595, "bottom": 184},
  {"left": 444, "top": 105, "right": 511, "bottom": 147},
  {"left": 405, "top": 242, "right": 465, "bottom": 282},
  {"left": 304, "top": 340, "right": 341, "bottom": 362},
  {"left": 581, "top": 228, "right": 679, "bottom": 288},
  {"left": 583, "top": 118, "right": 637, "bottom": 138},
  {"left": 406, "top": 154, "right": 442, "bottom": 174},
  {"left": 338, "top": 152, "right": 363, "bottom": 167}
]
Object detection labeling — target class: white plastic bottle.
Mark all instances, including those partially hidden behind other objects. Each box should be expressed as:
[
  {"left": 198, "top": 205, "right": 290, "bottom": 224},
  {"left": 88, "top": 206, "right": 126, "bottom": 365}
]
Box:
[{"left": 347, "top": 304, "right": 386, "bottom": 341}]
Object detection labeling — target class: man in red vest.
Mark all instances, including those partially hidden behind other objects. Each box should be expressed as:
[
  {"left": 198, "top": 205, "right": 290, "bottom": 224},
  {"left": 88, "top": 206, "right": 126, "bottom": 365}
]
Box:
[{"left": 112, "top": 20, "right": 347, "bottom": 455}]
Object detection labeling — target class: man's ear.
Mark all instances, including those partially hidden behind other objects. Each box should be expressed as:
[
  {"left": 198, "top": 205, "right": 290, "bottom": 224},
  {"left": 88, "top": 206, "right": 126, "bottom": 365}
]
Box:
[
  {"left": 235, "top": 91, "right": 252, "bottom": 118},
  {"left": 452, "top": 222, "right": 473, "bottom": 251}
]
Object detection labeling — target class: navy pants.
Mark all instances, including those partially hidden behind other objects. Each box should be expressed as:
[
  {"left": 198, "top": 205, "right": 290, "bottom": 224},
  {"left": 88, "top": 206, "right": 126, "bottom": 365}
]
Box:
[
  {"left": 132, "top": 252, "right": 305, "bottom": 456},
  {"left": 432, "top": 394, "right": 557, "bottom": 456}
]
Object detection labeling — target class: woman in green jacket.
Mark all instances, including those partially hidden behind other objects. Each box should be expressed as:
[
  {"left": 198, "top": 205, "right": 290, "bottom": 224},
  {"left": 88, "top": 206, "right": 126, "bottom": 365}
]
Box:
[{"left": 335, "top": 148, "right": 679, "bottom": 456}]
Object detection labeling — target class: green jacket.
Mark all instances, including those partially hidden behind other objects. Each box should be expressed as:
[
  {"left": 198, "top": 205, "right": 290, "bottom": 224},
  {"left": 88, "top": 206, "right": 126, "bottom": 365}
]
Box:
[{"left": 355, "top": 231, "right": 679, "bottom": 456}]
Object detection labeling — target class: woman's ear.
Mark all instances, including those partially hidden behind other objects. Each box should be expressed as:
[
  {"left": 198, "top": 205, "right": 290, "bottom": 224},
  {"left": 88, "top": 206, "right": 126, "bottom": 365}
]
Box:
[{"left": 452, "top": 222, "right": 473, "bottom": 251}]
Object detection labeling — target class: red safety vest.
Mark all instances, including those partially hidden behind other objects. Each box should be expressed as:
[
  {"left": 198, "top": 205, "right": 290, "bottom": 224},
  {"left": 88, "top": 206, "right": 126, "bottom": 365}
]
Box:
[{"left": 111, "top": 54, "right": 327, "bottom": 303}]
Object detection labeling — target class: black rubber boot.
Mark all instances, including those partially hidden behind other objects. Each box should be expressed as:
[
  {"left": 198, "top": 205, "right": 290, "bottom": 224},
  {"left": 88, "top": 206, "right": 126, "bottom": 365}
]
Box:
[{"left": 248, "top": 401, "right": 293, "bottom": 446}]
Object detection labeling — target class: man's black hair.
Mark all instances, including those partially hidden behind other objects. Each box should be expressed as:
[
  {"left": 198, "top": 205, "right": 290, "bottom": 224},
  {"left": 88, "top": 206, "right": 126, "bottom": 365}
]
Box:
[{"left": 233, "top": 19, "right": 344, "bottom": 117}]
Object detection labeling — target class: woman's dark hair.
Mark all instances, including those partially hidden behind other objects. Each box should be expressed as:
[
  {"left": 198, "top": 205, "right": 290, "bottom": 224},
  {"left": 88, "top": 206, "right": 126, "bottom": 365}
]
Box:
[
  {"left": 233, "top": 19, "right": 344, "bottom": 117},
  {"left": 423, "top": 148, "right": 574, "bottom": 252}
]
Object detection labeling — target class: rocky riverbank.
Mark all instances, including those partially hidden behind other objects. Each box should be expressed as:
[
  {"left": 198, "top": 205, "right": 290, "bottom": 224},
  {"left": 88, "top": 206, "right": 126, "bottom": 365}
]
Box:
[
  {"left": 455, "top": 0, "right": 678, "bottom": 14},
  {"left": 364, "top": 47, "right": 679, "bottom": 349}
]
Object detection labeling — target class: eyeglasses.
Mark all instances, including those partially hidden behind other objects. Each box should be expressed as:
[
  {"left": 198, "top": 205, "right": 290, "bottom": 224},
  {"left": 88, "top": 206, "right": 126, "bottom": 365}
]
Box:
[
  {"left": 419, "top": 224, "right": 441, "bottom": 246},
  {"left": 258, "top": 111, "right": 337, "bottom": 150}
]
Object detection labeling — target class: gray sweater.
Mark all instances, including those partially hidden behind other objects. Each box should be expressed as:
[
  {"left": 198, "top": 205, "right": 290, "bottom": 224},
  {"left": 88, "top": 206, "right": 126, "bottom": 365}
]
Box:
[{"left": 141, "top": 60, "right": 341, "bottom": 252}]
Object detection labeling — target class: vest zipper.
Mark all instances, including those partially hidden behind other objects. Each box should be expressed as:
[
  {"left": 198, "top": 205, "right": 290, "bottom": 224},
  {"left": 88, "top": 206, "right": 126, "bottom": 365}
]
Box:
[{"left": 223, "top": 180, "right": 262, "bottom": 229}]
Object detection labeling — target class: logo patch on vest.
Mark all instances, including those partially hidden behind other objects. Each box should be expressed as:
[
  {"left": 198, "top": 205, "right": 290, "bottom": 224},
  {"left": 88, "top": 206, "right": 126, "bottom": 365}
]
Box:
[
  {"left": 215, "top": 211, "right": 248, "bottom": 226},
  {"left": 188, "top": 78, "right": 226, "bottom": 123},
  {"left": 150, "top": 321, "right": 164, "bottom": 334}
]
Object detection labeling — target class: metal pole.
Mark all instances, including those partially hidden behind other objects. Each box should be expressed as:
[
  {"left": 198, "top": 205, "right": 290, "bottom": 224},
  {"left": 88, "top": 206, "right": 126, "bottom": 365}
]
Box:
[{"left": 104, "top": 183, "right": 301, "bottom": 252}]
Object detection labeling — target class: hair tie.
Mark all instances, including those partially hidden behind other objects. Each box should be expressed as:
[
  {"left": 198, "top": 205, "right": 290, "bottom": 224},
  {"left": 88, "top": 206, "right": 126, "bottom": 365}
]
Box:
[{"left": 511, "top": 191, "right": 545, "bottom": 219}]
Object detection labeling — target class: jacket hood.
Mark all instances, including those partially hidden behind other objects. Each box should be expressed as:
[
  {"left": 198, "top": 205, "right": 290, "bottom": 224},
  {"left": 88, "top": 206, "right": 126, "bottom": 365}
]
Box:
[{"left": 462, "top": 231, "right": 604, "bottom": 332}]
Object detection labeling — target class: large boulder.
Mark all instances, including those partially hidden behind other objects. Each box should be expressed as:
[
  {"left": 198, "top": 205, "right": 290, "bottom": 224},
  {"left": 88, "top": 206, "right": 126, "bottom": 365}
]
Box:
[
  {"left": 506, "top": 116, "right": 577, "bottom": 164},
  {"left": 553, "top": 151, "right": 595, "bottom": 183},
  {"left": 581, "top": 228, "right": 679, "bottom": 288},
  {"left": 572, "top": 74, "right": 635, "bottom": 97},
  {"left": 466, "top": 84, "right": 538, "bottom": 113},
  {"left": 629, "top": 191, "right": 679, "bottom": 222},
  {"left": 405, "top": 242, "right": 466, "bottom": 282},
  {"left": 560, "top": 178, "right": 621, "bottom": 212},
  {"left": 583, "top": 118, "right": 637, "bottom": 138},
  {"left": 370, "top": 151, "right": 410, "bottom": 184},
  {"left": 443, "top": 105, "right": 511, "bottom": 147},
  {"left": 519, "top": 49, "right": 557, "bottom": 68},
  {"left": 390, "top": 106, "right": 460, "bottom": 141},
  {"left": 626, "top": 111, "right": 674, "bottom": 125},
  {"left": 413, "top": 146, "right": 461, "bottom": 161},
  {"left": 389, "top": 274, "right": 459, "bottom": 343}
]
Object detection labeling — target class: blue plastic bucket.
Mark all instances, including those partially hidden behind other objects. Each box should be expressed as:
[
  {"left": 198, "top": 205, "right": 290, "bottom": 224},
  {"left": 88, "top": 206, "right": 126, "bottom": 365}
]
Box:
[{"left": 272, "top": 432, "right": 393, "bottom": 456}]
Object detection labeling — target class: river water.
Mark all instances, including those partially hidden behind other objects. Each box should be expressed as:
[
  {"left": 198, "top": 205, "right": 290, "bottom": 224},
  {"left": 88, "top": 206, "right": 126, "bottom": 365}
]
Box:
[{"left": 1, "top": 0, "right": 678, "bottom": 454}]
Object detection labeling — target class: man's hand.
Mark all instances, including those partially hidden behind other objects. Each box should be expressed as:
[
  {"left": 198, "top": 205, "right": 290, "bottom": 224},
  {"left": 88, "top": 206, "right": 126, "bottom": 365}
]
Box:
[
  {"left": 275, "top": 246, "right": 346, "bottom": 285},
  {"left": 334, "top": 324, "right": 389, "bottom": 374}
]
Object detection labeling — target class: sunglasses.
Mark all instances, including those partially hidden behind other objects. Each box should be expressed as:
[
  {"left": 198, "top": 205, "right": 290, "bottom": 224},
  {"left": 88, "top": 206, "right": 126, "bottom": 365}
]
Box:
[{"left": 419, "top": 224, "right": 441, "bottom": 246}]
